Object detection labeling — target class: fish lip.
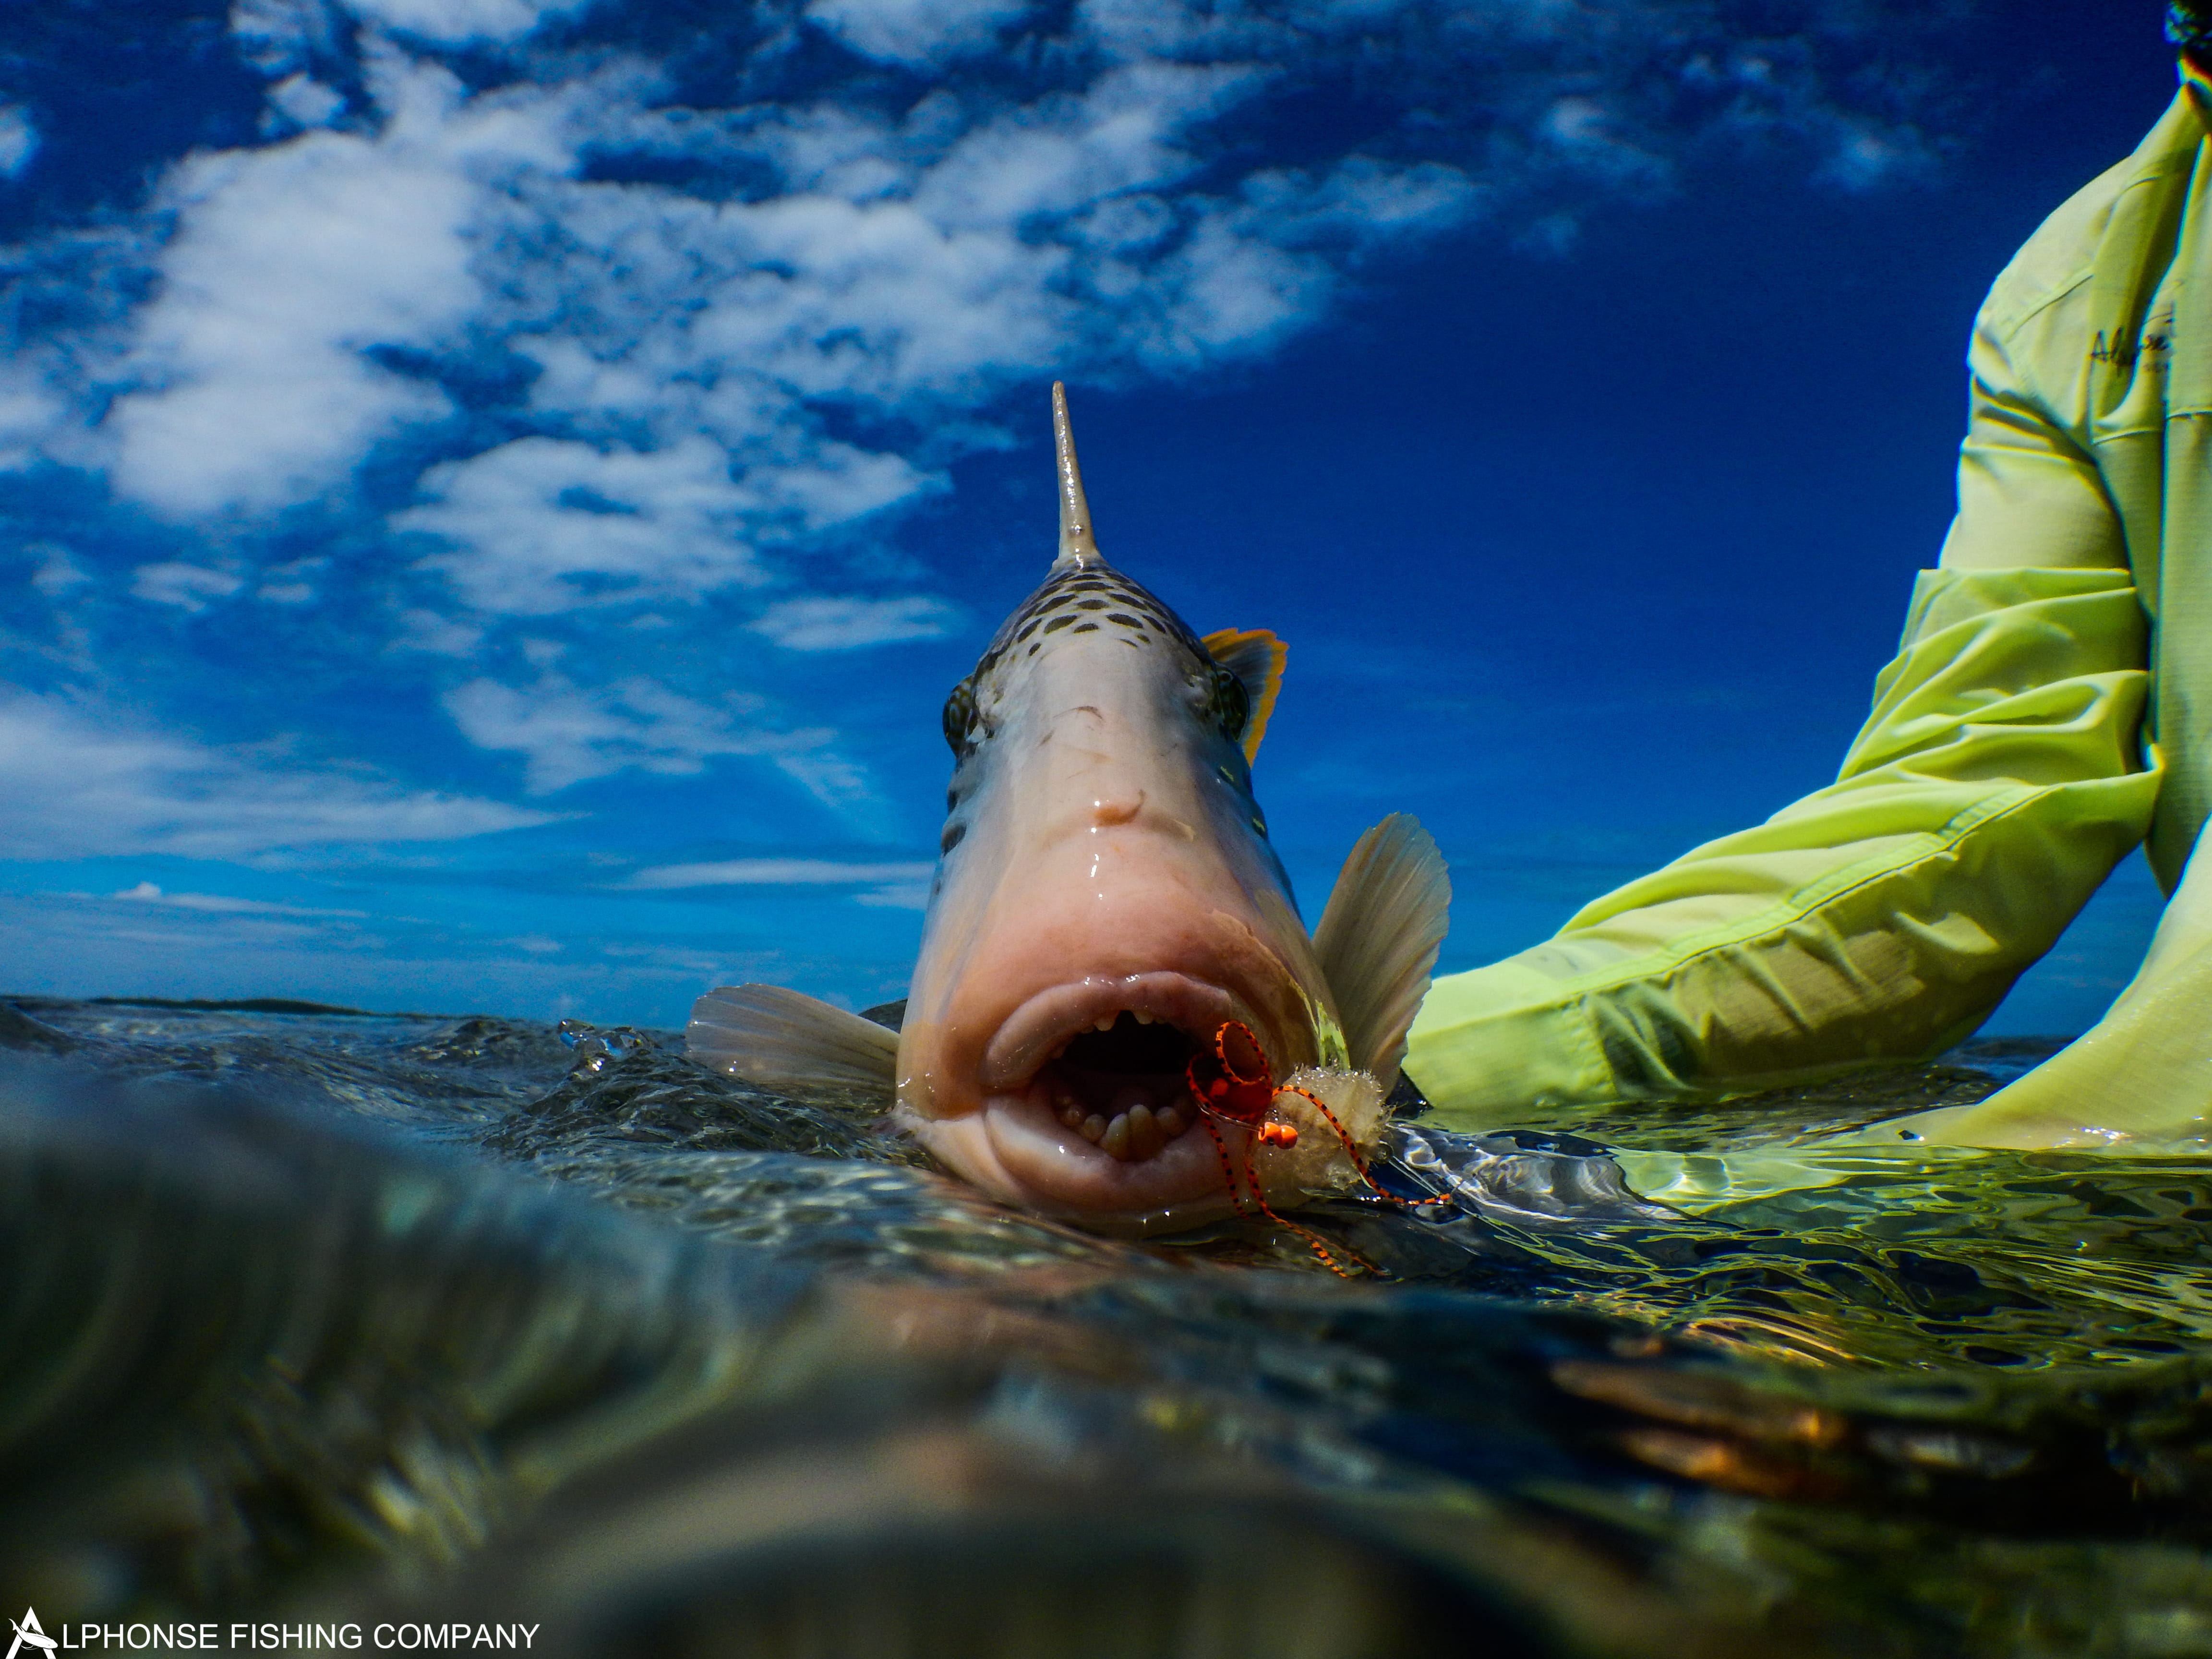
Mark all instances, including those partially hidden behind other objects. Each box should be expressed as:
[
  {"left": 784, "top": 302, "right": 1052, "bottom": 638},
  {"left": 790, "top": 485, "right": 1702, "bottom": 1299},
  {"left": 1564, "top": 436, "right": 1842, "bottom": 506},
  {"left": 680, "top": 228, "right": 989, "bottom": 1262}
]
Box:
[
  {"left": 978, "top": 972, "right": 1260, "bottom": 1093},
  {"left": 976, "top": 1089, "right": 1250, "bottom": 1227}
]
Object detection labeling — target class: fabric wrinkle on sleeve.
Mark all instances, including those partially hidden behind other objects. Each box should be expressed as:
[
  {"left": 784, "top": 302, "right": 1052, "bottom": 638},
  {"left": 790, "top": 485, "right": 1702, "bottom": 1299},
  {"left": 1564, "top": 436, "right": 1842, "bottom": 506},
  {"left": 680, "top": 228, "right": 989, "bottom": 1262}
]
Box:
[
  {"left": 1407, "top": 567, "right": 2159, "bottom": 1126},
  {"left": 1941, "top": 304, "right": 2126, "bottom": 572}
]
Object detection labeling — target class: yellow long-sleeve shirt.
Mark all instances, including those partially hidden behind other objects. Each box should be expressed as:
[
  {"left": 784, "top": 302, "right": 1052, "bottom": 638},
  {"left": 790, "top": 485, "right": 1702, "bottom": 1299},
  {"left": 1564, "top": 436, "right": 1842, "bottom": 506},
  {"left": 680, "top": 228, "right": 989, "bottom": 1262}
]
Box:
[{"left": 1407, "top": 75, "right": 2212, "bottom": 1128}]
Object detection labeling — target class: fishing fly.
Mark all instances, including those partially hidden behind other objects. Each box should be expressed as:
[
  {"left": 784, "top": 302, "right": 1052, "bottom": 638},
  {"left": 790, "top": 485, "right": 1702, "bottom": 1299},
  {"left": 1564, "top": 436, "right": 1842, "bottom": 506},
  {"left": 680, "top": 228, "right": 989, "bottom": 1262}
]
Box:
[{"left": 1187, "top": 1019, "right": 1451, "bottom": 1277}]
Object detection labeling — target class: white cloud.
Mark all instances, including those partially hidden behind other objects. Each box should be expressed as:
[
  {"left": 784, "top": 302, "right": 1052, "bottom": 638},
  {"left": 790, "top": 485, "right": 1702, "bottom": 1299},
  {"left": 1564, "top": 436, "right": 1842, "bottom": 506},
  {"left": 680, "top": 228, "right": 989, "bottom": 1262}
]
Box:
[
  {"left": 234, "top": 0, "right": 587, "bottom": 62},
  {"left": 768, "top": 746, "right": 887, "bottom": 827},
  {"left": 439, "top": 671, "right": 896, "bottom": 830},
  {"left": 1817, "top": 123, "right": 1930, "bottom": 192},
  {"left": 851, "top": 879, "right": 933, "bottom": 909},
  {"left": 400, "top": 436, "right": 779, "bottom": 615},
  {"left": 104, "top": 53, "right": 575, "bottom": 519},
  {"left": 442, "top": 671, "right": 828, "bottom": 794},
  {"left": 674, "top": 191, "right": 1076, "bottom": 402},
  {"left": 230, "top": 0, "right": 341, "bottom": 76},
  {"left": 388, "top": 608, "right": 485, "bottom": 655},
  {"left": 0, "top": 105, "right": 39, "bottom": 179},
  {"left": 131, "top": 563, "right": 246, "bottom": 612},
  {"left": 112, "top": 880, "right": 368, "bottom": 918},
  {"left": 268, "top": 74, "right": 348, "bottom": 131},
  {"left": 1538, "top": 96, "right": 1667, "bottom": 186},
  {"left": 622, "top": 857, "right": 935, "bottom": 889},
  {"left": 76, "top": 36, "right": 1443, "bottom": 616},
  {"left": 399, "top": 418, "right": 936, "bottom": 613},
  {"left": 805, "top": 0, "right": 1031, "bottom": 66},
  {"left": 915, "top": 61, "right": 1250, "bottom": 228},
  {"left": 0, "top": 694, "right": 552, "bottom": 859},
  {"left": 341, "top": 0, "right": 588, "bottom": 46},
  {"left": 14, "top": 0, "right": 1932, "bottom": 575},
  {"left": 749, "top": 595, "right": 959, "bottom": 650},
  {"left": 23, "top": 0, "right": 1948, "bottom": 567},
  {"left": 0, "top": 361, "right": 78, "bottom": 472},
  {"left": 30, "top": 547, "right": 90, "bottom": 597}
]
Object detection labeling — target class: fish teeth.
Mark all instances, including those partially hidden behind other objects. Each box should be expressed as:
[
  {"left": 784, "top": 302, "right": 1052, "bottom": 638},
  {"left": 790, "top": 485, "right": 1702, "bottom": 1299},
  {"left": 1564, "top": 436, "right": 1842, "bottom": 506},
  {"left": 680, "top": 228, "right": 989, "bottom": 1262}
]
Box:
[
  {"left": 1132, "top": 1010, "right": 1154, "bottom": 1024},
  {"left": 1072, "top": 1097, "right": 1195, "bottom": 1161},
  {"left": 1094, "top": 1014, "right": 1116, "bottom": 1031}
]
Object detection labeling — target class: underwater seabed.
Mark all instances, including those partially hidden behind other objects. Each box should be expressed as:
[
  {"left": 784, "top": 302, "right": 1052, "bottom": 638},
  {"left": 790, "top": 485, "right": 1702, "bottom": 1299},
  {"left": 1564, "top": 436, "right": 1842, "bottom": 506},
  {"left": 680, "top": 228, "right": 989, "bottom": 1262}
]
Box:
[{"left": 10, "top": 1003, "right": 2212, "bottom": 1656}]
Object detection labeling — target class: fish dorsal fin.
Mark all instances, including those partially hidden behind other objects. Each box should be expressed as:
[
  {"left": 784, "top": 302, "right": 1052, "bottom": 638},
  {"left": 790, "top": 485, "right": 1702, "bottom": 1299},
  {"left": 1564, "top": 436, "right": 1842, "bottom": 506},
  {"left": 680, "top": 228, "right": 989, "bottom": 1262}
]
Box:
[
  {"left": 1310, "top": 813, "right": 1451, "bottom": 1090},
  {"left": 1052, "top": 381, "right": 1103, "bottom": 568},
  {"left": 1202, "top": 627, "right": 1286, "bottom": 762},
  {"left": 686, "top": 984, "right": 898, "bottom": 1104}
]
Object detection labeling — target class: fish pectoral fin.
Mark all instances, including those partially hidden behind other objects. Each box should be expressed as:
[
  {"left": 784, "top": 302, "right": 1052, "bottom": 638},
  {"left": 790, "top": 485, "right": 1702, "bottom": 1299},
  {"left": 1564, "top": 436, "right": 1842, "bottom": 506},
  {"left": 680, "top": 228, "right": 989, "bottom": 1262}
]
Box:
[
  {"left": 1310, "top": 813, "right": 1451, "bottom": 1090},
  {"left": 686, "top": 984, "right": 900, "bottom": 1106},
  {"left": 1201, "top": 627, "right": 1286, "bottom": 762}
]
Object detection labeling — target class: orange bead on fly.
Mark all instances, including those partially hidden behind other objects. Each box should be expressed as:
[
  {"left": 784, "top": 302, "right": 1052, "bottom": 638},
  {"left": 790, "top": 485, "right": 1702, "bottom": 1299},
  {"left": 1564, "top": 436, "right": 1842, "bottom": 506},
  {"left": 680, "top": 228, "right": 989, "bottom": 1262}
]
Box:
[{"left": 1184, "top": 1020, "right": 1448, "bottom": 1277}]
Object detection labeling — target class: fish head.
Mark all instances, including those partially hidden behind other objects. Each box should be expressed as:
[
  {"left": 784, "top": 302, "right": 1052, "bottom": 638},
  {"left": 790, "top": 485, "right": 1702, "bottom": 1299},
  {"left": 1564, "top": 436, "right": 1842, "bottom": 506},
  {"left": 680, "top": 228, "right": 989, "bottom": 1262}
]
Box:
[{"left": 895, "top": 386, "right": 1343, "bottom": 1233}]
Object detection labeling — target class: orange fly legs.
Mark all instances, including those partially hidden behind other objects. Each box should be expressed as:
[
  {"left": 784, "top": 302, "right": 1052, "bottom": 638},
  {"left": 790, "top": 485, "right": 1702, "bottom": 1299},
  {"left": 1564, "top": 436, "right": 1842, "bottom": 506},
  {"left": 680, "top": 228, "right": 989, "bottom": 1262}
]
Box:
[
  {"left": 1258, "top": 1084, "right": 1454, "bottom": 1214},
  {"left": 1185, "top": 1020, "right": 1454, "bottom": 1208},
  {"left": 1184, "top": 1019, "right": 1444, "bottom": 1279},
  {"left": 1201, "top": 1112, "right": 1366, "bottom": 1279},
  {"left": 1187, "top": 1019, "right": 1280, "bottom": 1128}
]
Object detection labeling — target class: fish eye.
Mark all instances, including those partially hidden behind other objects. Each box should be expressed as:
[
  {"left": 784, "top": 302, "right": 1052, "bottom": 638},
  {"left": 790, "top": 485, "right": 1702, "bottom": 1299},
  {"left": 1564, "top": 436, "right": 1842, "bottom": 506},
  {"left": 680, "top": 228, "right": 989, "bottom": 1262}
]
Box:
[
  {"left": 1211, "top": 664, "right": 1250, "bottom": 744},
  {"left": 942, "top": 677, "right": 976, "bottom": 754}
]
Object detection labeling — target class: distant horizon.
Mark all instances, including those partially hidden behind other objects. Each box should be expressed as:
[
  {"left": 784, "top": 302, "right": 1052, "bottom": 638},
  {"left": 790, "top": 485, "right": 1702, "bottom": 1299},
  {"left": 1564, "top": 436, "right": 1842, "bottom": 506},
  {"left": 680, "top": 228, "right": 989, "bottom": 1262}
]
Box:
[{"left": 0, "top": 992, "right": 2096, "bottom": 1060}]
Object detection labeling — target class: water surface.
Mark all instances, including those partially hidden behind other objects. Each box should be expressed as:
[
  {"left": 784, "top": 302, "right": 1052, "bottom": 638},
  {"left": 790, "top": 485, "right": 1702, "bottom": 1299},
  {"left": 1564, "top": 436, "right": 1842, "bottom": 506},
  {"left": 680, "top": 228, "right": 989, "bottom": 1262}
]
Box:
[{"left": 4, "top": 997, "right": 2211, "bottom": 1657}]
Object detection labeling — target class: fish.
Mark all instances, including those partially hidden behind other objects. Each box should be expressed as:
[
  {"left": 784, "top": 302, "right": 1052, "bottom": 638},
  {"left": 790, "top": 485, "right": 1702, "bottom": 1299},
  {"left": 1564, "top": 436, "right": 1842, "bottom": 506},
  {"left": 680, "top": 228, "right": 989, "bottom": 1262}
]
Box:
[{"left": 687, "top": 384, "right": 1449, "bottom": 1236}]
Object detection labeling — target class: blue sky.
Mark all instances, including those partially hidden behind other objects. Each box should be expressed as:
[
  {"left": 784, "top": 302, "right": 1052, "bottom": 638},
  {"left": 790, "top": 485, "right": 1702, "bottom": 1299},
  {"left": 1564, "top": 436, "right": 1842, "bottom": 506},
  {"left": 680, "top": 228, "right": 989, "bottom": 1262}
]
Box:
[{"left": 0, "top": 0, "right": 2179, "bottom": 1032}]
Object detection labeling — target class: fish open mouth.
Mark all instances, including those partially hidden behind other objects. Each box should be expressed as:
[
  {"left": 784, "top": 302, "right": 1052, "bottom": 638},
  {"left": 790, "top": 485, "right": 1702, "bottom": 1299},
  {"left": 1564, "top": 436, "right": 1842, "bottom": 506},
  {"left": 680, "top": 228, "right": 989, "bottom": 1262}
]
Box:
[
  {"left": 1034, "top": 1010, "right": 1201, "bottom": 1161},
  {"left": 976, "top": 971, "right": 1263, "bottom": 1171}
]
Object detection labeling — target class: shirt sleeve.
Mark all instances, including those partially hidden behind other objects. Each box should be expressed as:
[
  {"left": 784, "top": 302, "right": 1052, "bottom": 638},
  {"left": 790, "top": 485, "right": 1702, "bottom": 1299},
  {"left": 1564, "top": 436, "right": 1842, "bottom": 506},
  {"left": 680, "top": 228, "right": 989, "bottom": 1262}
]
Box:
[{"left": 1405, "top": 313, "right": 2161, "bottom": 1122}]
